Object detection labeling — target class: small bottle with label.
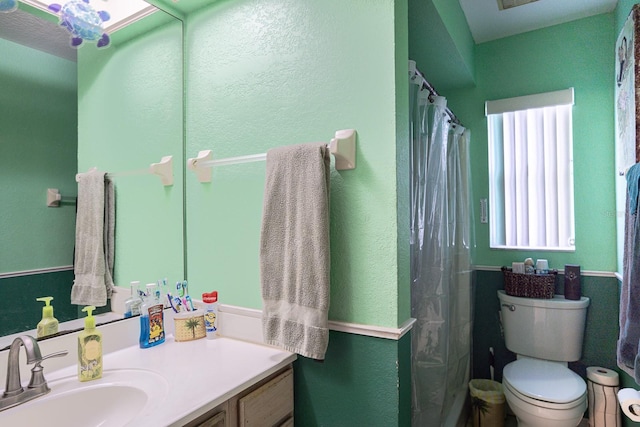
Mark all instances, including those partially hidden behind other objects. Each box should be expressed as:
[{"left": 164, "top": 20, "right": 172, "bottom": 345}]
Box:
[
  {"left": 139, "top": 283, "right": 165, "bottom": 348},
  {"left": 202, "top": 291, "right": 219, "bottom": 339},
  {"left": 36, "top": 296, "right": 59, "bottom": 338},
  {"left": 78, "top": 306, "right": 102, "bottom": 382},
  {"left": 124, "top": 281, "right": 143, "bottom": 318}
]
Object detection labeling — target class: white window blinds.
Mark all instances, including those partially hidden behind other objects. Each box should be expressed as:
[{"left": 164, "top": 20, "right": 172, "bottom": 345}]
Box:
[{"left": 486, "top": 88, "right": 575, "bottom": 251}]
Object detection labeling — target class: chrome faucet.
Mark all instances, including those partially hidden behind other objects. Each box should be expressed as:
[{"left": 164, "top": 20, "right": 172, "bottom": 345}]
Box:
[{"left": 0, "top": 335, "right": 68, "bottom": 412}]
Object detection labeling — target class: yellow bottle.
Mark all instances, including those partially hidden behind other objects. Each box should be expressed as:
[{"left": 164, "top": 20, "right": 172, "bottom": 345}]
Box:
[
  {"left": 36, "top": 297, "right": 59, "bottom": 338},
  {"left": 78, "top": 306, "right": 102, "bottom": 382}
]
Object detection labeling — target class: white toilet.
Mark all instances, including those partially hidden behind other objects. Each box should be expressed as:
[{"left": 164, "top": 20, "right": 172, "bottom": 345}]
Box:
[{"left": 498, "top": 290, "right": 590, "bottom": 427}]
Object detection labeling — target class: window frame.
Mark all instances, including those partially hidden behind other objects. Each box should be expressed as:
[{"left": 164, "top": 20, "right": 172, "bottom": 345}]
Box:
[{"left": 486, "top": 88, "right": 576, "bottom": 252}]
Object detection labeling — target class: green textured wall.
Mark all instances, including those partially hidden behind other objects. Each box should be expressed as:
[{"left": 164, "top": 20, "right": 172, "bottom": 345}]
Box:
[
  {"left": 431, "top": 0, "right": 475, "bottom": 80},
  {"left": 182, "top": 2, "right": 411, "bottom": 424},
  {"left": 77, "top": 17, "right": 184, "bottom": 287},
  {"left": 408, "top": 0, "right": 475, "bottom": 92},
  {"left": 446, "top": 14, "right": 616, "bottom": 271},
  {"left": 0, "top": 38, "right": 77, "bottom": 273},
  {"left": 294, "top": 331, "right": 411, "bottom": 426},
  {"left": 185, "top": 0, "right": 409, "bottom": 329},
  {"left": 395, "top": 0, "right": 411, "bottom": 328}
]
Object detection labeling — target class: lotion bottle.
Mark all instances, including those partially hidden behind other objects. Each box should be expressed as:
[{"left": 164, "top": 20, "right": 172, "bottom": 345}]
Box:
[
  {"left": 36, "top": 296, "right": 59, "bottom": 338},
  {"left": 78, "top": 306, "right": 102, "bottom": 382}
]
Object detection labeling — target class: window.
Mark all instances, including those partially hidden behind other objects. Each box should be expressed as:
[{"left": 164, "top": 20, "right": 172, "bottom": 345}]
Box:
[{"left": 486, "top": 88, "right": 575, "bottom": 251}]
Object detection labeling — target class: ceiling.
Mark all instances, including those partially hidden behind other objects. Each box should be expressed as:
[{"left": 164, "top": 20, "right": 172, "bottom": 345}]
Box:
[
  {"left": 0, "top": 0, "right": 157, "bottom": 61},
  {"left": 0, "top": 6, "right": 76, "bottom": 61},
  {"left": 459, "top": 0, "right": 618, "bottom": 44}
]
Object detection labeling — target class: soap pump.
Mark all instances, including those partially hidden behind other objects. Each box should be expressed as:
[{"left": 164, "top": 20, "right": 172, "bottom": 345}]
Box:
[
  {"left": 36, "top": 296, "right": 59, "bottom": 338},
  {"left": 78, "top": 305, "right": 103, "bottom": 382}
]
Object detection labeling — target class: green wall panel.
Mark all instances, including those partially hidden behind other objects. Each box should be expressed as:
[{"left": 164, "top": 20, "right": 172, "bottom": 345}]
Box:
[
  {"left": 185, "top": 0, "right": 407, "bottom": 328},
  {"left": 408, "top": 0, "right": 475, "bottom": 92},
  {"left": 0, "top": 38, "right": 77, "bottom": 273},
  {"left": 446, "top": 14, "right": 616, "bottom": 271},
  {"left": 294, "top": 331, "right": 409, "bottom": 426},
  {"left": 78, "top": 18, "right": 184, "bottom": 288}
]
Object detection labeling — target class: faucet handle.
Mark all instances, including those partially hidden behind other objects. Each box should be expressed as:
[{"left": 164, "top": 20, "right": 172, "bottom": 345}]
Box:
[
  {"left": 27, "top": 350, "right": 68, "bottom": 390},
  {"left": 39, "top": 350, "right": 68, "bottom": 362}
]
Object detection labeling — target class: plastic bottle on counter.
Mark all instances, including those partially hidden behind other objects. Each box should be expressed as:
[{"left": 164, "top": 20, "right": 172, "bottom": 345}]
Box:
[
  {"left": 124, "top": 281, "right": 143, "bottom": 318},
  {"left": 78, "top": 305, "right": 102, "bottom": 382},
  {"left": 139, "top": 283, "right": 165, "bottom": 349},
  {"left": 202, "top": 291, "right": 219, "bottom": 339},
  {"left": 36, "top": 296, "right": 59, "bottom": 338}
]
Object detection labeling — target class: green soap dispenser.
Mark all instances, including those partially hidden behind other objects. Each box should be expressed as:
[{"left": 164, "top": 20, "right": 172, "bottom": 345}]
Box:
[
  {"left": 78, "top": 306, "right": 102, "bottom": 382},
  {"left": 36, "top": 296, "right": 58, "bottom": 338}
]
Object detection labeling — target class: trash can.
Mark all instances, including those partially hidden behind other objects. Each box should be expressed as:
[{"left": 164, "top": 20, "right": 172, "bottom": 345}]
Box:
[
  {"left": 469, "top": 379, "right": 505, "bottom": 427},
  {"left": 587, "top": 366, "right": 621, "bottom": 427}
]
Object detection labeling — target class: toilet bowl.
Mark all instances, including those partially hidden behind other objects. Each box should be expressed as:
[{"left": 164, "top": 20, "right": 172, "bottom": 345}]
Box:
[
  {"left": 497, "top": 291, "right": 590, "bottom": 427},
  {"left": 503, "top": 358, "right": 587, "bottom": 427}
]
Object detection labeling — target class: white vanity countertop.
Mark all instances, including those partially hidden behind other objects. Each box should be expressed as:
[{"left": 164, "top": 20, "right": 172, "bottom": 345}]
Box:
[{"left": 23, "top": 335, "right": 296, "bottom": 426}]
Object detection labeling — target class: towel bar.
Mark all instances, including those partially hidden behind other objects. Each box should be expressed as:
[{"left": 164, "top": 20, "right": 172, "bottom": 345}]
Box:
[
  {"left": 46, "top": 188, "right": 77, "bottom": 207},
  {"left": 76, "top": 155, "right": 174, "bottom": 186},
  {"left": 187, "top": 129, "right": 357, "bottom": 183}
]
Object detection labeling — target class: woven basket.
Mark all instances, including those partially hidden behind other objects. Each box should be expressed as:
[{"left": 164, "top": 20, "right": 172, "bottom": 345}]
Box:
[
  {"left": 174, "top": 311, "right": 206, "bottom": 342},
  {"left": 501, "top": 267, "right": 557, "bottom": 299}
]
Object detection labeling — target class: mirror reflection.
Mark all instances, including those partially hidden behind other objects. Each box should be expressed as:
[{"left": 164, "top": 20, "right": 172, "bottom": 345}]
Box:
[{"left": 0, "top": 0, "right": 184, "bottom": 342}]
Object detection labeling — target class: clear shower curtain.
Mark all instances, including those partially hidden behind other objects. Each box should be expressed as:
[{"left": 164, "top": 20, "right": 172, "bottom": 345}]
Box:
[{"left": 410, "top": 82, "right": 474, "bottom": 426}]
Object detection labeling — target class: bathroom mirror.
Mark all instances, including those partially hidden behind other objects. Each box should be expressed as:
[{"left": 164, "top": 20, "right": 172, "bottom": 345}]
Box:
[{"left": 0, "top": 0, "right": 184, "bottom": 342}]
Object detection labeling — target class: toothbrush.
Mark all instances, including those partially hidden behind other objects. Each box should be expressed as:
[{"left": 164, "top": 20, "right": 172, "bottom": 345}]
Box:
[
  {"left": 185, "top": 295, "right": 196, "bottom": 311},
  {"left": 167, "top": 293, "right": 178, "bottom": 313},
  {"left": 160, "top": 278, "right": 169, "bottom": 308},
  {"left": 176, "top": 281, "right": 184, "bottom": 298},
  {"left": 173, "top": 297, "right": 183, "bottom": 312},
  {"left": 181, "top": 280, "right": 188, "bottom": 297}
]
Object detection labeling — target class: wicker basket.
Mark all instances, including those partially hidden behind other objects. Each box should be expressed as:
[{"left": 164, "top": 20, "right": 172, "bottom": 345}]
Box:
[
  {"left": 501, "top": 267, "right": 557, "bottom": 299},
  {"left": 174, "top": 310, "right": 206, "bottom": 342}
]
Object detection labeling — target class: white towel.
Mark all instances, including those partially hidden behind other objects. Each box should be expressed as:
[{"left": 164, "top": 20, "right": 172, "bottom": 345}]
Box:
[
  {"left": 260, "top": 142, "right": 331, "bottom": 360},
  {"left": 71, "top": 170, "right": 115, "bottom": 307}
]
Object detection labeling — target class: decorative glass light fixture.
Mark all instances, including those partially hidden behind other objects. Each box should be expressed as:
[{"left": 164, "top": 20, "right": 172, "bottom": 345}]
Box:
[
  {"left": 0, "top": 0, "right": 18, "bottom": 13},
  {"left": 48, "top": 0, "right": 111, "bottom": 48},
  {"left": 12, "top": 0, "right": 156, "bottom": 49}
]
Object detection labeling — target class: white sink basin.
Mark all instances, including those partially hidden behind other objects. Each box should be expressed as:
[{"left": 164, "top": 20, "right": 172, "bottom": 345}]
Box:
[{"left": 0, "top": 369, "right": 169, "bottom": 427}]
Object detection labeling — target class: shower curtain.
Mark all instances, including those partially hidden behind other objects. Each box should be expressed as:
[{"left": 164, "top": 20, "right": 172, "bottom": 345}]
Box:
[{"left": 409, "top": 80, "right": 474, "bottom": 426}]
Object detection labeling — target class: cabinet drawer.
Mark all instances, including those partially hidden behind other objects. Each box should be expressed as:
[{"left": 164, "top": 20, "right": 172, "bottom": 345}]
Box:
[
  {"left": 195, "top": 410, "right": 226, "bottom": 427},
  {"left": 238, "top": 368, "right": 294, "bottom": 427}
]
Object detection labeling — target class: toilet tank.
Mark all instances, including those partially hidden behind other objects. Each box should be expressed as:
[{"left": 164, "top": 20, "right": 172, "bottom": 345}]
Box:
[{"left": 498, "top": 290, "right": 590, "bottom": 362}]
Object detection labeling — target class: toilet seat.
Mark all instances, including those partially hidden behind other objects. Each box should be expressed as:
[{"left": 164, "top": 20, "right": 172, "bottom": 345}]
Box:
[{"left": 503, "top": 358, "right": 586, "bottom": 409}]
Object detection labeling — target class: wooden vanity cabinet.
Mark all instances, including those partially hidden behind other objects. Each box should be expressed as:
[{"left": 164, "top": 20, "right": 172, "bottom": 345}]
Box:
[{"left": 187, "top": 365, "right": 294, "bottom": 427}]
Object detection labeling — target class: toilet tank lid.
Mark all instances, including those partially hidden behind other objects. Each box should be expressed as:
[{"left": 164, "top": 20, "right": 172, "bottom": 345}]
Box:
[
  {"left": 503, "top": 359, "right": 586, "bottom": 404},
  {"left": 498, "top": 290, "right": 590, "bottom": 309}
]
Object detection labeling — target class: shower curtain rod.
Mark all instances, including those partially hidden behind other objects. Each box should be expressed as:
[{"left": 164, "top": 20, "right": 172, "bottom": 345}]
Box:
[{"left": 409, "top": 61, "right": 463, "bottom": 127}]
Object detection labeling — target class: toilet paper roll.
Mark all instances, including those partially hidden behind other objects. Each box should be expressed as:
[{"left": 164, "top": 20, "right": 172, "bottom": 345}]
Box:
[
  {"left": 617, "top": 388, "right": 640, "bottom": 422},
  {"left": 587, "top": 366, "right": 620, "bottom": 386}
]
